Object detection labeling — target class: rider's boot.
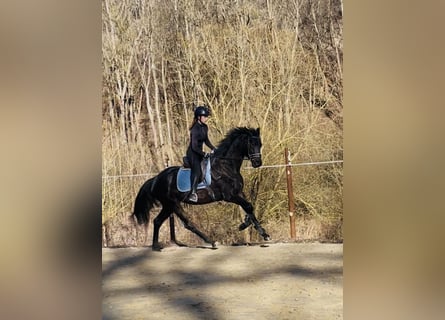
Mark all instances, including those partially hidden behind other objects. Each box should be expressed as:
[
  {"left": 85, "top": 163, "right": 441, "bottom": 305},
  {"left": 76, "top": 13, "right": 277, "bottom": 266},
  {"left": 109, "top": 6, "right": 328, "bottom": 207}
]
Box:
[{"left": 188, "top": 176, "right": 199, "bottom": 202}]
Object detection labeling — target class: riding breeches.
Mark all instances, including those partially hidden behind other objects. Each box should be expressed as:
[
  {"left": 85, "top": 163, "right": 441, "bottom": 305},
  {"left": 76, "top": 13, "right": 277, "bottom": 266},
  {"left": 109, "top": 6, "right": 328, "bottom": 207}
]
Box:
[{"left": 187, "top": 150, "right": 203, "bottom": 193}]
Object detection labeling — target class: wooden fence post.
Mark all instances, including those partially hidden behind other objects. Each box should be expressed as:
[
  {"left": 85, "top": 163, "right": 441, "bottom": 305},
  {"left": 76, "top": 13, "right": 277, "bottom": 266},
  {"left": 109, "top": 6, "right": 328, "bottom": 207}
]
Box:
[{"left": 285, "top": 148, "right": 296, "bottom": 239}]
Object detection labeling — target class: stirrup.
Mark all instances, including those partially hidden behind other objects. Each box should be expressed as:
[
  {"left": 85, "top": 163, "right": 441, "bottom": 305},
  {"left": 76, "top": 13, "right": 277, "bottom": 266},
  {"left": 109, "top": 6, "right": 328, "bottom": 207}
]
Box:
[{"left": 188, "top": 192, "right": 198, "bottom": 202}]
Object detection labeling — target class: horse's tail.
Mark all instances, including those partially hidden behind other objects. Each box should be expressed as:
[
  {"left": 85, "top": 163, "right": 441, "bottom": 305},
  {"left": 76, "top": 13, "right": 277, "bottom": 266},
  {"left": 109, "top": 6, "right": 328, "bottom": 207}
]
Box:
[{"left": 132, "top": 176, "right": 159, "bottom": 225}]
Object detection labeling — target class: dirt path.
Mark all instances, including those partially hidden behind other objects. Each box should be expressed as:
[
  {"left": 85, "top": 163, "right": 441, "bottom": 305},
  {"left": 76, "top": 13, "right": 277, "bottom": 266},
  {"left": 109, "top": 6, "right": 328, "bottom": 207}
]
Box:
[{"left": 102, "top": 243, "right": 343, "bottom": 320}]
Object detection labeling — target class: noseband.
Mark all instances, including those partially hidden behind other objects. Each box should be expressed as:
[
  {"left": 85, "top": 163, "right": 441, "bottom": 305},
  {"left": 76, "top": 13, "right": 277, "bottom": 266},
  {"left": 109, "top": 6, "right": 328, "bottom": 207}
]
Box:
[{"left": 248, "top": 152, "right": 261, "bottom": 161}]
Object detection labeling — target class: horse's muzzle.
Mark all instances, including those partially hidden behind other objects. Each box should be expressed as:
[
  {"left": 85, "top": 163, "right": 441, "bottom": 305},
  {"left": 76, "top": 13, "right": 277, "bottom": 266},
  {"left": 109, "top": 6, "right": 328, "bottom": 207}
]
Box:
[{"left": 251, "top": 157, "right": 262, "bottom": 168}]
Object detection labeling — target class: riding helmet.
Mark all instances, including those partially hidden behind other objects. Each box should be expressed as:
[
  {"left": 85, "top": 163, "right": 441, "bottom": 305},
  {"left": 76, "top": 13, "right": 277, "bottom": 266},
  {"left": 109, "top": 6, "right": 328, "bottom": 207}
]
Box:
[{"left": 194, "top": 106, "right": 210, "bottom": 118}]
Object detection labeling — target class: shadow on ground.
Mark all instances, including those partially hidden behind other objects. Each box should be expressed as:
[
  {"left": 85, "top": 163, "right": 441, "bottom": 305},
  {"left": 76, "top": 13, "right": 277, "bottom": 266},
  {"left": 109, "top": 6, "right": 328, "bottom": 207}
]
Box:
[{"left": 102, "top": 243, "right": 343, "bottom": 320}]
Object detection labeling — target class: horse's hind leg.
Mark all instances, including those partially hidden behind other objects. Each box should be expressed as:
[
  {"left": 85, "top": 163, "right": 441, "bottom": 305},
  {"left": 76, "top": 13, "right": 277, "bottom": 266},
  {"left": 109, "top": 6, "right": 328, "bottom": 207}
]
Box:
[
  {"left": 152, "top": 206, "right": 173, "bottom": 251},
  {"left": 174, "top": 205, "right": 216, "bottom": 248}
]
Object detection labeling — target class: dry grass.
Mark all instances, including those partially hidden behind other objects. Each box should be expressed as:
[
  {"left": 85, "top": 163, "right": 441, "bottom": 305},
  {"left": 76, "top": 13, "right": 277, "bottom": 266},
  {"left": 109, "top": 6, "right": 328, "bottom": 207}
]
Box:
[{"left": 102, "top": 208, "right": 342, "bottom": 248}]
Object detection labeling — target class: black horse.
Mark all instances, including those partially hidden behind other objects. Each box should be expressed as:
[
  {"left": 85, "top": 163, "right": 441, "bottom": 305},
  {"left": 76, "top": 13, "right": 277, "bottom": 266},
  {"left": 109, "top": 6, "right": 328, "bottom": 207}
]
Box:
[{"left": 132, "top": 127, "right": 270, "bottom": 251}]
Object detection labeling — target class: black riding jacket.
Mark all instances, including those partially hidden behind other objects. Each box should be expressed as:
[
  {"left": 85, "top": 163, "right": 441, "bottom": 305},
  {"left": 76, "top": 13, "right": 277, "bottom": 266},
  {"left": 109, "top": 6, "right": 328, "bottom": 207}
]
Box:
[
  {"left": 187, "top": 121, "right": 215, "bottom": 158},
  {"left": 187, "top": 122, "right": 215, "bottom": 157}
]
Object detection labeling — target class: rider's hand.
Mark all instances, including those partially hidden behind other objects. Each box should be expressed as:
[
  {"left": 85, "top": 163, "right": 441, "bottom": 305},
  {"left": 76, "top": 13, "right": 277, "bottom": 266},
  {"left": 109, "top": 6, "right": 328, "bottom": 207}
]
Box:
[{"left": 204, "top": 152, "right": 210, "bottom": 158}]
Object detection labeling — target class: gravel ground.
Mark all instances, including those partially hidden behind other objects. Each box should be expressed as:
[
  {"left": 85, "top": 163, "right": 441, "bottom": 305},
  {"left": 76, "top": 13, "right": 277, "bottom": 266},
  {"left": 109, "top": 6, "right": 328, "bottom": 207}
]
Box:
[{"left": 103, "top": 242, "right": 343, "bottom": 320}]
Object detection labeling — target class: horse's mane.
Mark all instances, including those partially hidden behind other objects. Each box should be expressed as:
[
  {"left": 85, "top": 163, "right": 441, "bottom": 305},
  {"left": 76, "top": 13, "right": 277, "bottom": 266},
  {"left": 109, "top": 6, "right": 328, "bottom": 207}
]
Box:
[{"left": 215, "top": 127, "right": 258, "bottom": 156}]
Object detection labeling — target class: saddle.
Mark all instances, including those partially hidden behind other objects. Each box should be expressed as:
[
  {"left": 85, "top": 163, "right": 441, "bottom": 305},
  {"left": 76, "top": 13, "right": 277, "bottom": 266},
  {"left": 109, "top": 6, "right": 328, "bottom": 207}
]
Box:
[{"left": 177, "top": 157, "right": 211, "bottom": 192}]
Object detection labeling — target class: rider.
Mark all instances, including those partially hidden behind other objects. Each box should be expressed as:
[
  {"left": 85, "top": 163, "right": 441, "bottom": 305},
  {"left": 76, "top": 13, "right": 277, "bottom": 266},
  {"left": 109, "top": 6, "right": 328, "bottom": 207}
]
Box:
[{"left": 186, "top": 105, "right": 216, "bottom": 202}]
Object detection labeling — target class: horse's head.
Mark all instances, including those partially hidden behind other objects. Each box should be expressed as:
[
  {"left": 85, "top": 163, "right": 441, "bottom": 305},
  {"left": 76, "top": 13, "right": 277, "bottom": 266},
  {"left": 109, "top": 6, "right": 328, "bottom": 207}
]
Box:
[
  {"left": 216, "top": 127, "right": 263, "bottom": 167},
  {"left": 247, "top": 128, "right": 262, "bottom": 168}
]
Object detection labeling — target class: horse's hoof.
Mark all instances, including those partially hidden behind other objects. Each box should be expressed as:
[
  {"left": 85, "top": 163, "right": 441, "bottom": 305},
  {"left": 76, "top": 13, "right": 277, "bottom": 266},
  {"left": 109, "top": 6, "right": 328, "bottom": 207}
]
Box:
[
  {"left": 152, "top": 244, "right": 163, "bottom": 251},
  {"left": 212, "top": 241, "right": 219, "bottom": 248},
  {"left": 239, "top": 222, "right": 248, "bottom": 231},
  {"left": 173, "top": 241, "right": 188, "bottom": 247},
  {"left": 263, "top": 235, "right": 271, "bottom": 241}
]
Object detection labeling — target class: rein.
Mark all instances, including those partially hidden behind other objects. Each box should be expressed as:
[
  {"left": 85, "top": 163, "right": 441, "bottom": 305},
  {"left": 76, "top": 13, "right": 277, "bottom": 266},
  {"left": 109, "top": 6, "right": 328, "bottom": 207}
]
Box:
[
  {"left": 211, "top": 153, "right": 260, "bottom": 162},
  {"left": 211, "top": 155, "right": 249, "bottom": 161}
]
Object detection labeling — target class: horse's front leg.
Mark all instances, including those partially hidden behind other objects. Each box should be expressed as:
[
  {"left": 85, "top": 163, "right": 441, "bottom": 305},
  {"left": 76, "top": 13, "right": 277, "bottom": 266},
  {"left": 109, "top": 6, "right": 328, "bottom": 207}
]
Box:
[
  {"left": 229, "top": 194, "right": 271, "bottom": 241},
  {"left": 238, "top": 213, "right": 252, "bottom": 231},
  {"left": 168, "top": 215, "right": 188, "bottom": 247}
]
